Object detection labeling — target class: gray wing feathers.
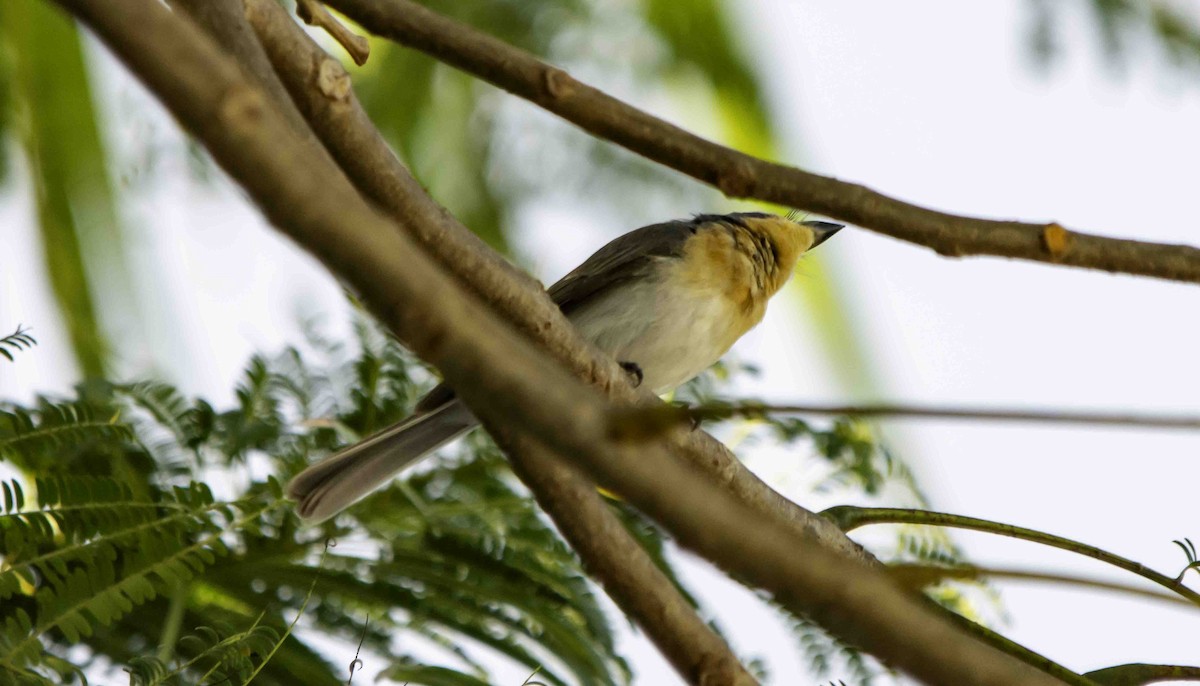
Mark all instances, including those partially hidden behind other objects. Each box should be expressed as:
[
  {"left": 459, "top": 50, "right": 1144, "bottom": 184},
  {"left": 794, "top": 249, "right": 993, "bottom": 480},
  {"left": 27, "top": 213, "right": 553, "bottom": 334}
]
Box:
[
  {"left": 287, "top": 400, "right": 477, "bottom": 521},
  {"left": 548, "top": 221, "right": 693, "bottom": 315}
]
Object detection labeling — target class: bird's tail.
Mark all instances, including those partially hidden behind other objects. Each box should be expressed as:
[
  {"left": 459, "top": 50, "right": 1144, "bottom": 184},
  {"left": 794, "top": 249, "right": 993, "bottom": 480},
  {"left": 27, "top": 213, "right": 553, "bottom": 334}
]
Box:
[{"left": 287, "top": 401, "right": 477, "bottom": 521}]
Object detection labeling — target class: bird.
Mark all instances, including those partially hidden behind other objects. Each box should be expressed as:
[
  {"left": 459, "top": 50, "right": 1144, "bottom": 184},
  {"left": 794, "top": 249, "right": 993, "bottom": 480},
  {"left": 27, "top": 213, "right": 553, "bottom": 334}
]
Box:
[{"left": 288, "top": 211, "right": 842, "bottom": 521}]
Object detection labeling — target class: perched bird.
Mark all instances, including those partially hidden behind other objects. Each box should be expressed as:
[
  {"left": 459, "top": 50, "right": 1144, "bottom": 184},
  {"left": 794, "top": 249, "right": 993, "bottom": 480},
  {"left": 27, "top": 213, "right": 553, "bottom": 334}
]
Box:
[{"left": 288, "top": 211, "right": 841, "bottom": 520}]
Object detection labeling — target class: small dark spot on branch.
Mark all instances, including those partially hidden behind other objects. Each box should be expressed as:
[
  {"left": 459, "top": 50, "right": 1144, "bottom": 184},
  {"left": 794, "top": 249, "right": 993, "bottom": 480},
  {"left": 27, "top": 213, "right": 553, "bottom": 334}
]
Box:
[{"left": 219, "top": 85, "right": 266, "bottom": 135}]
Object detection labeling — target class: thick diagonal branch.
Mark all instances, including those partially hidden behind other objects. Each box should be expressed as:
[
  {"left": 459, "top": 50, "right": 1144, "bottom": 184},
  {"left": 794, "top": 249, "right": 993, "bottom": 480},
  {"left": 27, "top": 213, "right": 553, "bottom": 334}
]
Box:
[
  {"left": 53, "top": 0, "right": 1069, "bottom": 683},
  {"left": 324, "top": 0, "right": 1200, "bottom": 285},
  {"left": 491, "top": 430, "right": 755, "bottom": 685}
]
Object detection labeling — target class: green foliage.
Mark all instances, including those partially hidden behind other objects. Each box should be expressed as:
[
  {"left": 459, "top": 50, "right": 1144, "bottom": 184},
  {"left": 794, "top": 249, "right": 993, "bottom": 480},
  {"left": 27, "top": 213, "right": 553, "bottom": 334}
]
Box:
[
  {"left": 0, "top": 401, "right": 134, "bottom": 472},
  {"left": 0, "top": 326, "right": 35, "bottom": 364},
  {"left": 0, "top": 31, "right": 10, "bottom": 185},
  {"left": 379, "top": 661, "right": 493, "bottom": 686},
  {"left": 781, "top": 609, "right": 882, "bottom": 686},
  {"left": 125, "top": 617, "right": 284, "bottom": 686},
  {"left": 1029, "top": 0, "right": 1200, "bottom": 72},
  {"left": 640, "top": 0, "right": 772, "bottom": 156},
  {"left": 0, "top": 320, "right": 634, "bottom": 685},
  {"left": 0, "top": 476, "right": 273, "bottom": 677}
]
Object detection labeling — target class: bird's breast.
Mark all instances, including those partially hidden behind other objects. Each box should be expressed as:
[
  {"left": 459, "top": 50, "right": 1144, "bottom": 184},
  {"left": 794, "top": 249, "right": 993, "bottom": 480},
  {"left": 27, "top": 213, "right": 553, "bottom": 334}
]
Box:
[{"left": 568, "top": 252, "right": 767, "bottom": 393}]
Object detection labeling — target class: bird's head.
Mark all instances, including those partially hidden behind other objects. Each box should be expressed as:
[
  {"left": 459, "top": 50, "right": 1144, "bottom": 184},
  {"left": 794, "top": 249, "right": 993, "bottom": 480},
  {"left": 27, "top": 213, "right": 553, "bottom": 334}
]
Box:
[{"left": 720, "top": 211, "right": 842, "bottom": 264}]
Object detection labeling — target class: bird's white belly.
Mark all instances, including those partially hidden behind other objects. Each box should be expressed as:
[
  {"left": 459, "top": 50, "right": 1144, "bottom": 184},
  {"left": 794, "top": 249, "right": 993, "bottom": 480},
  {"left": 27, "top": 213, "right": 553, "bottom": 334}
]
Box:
[{"left": 568, "top": 277, "right": 740, "bottom": 393}]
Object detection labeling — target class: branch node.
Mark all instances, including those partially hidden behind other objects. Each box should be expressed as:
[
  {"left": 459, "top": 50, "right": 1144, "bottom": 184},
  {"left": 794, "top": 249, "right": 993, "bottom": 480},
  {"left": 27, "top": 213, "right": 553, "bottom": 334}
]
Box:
[
  {"left": 1042, "top": 222, "right": 1073, "bottom": 260},
  {"left": 315, "top": 55, "right": 352, "bottom": 101},
  {"left": 542, "top": 67, "right": 576, "bottom": 101},
  {"left": 296, "top": 0, "right": 370, "bottom": 66}
]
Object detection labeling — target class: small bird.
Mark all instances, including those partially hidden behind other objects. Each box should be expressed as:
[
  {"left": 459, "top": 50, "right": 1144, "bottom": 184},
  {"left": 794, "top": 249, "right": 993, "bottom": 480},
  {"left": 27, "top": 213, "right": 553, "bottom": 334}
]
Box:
[{"left": 288, "top": 212, "right": 841, "bottom": 520}]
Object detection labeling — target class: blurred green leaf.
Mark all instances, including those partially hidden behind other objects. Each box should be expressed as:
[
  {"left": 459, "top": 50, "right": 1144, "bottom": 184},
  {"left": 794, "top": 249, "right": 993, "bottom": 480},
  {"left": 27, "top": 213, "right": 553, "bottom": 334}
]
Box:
[
  {"left": 0, "top": 0, "right": 122, "bottom": 379},
  {"left": 642, "top": 0, "right": 772, "bottom": 156},
  {"left": 0, "top": 34, "right": 11, "bottom": 185},
  {"left": 380, "top": 661, "right": 494, "bottom": 686},
  {"left": 1028, "top": 0, "right": 1200, "bottom": 73}
]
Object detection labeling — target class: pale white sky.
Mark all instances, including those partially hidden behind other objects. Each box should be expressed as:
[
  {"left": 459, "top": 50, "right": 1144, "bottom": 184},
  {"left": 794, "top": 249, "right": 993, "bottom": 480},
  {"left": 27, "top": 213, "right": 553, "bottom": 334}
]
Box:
[{"left": 2, "top": 1, "right": 1200, "bottom": 684}]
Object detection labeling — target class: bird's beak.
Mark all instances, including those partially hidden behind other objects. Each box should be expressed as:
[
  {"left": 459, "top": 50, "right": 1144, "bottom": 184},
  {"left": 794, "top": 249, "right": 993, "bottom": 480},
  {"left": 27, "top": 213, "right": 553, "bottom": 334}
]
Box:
[{"left": 802, "top": 220, "right": 843, "bottom": 249}]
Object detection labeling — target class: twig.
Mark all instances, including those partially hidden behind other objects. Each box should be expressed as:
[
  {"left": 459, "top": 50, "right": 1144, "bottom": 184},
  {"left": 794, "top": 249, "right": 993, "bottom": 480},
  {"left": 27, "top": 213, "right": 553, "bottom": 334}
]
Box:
[
  {"left": 346, "top": 614, "right": 368, "bottom": 684},
  {"left": 609, "top": 401, "right": 1200, "bottom": 440},
  {"left": 825, "top": 507, "right": 1200, "bottom": 606},
  {"left": 241, "top": 539, "right": 331, "bottom": 684},
  {"left": 1085, "top": 663, "right": 1200, "bottom": 685},
  {"left": 890, "top": 563, "right": 1192, "bottom": 609},
  {"left": 56, "top": 1, "right": 1067, "bottom": 683},
  {"left": 295, "top": 0, "right": 369, "bottom": 65},
  {"left": 325, "top": 0, "right": 1200, "bottom": 285}
]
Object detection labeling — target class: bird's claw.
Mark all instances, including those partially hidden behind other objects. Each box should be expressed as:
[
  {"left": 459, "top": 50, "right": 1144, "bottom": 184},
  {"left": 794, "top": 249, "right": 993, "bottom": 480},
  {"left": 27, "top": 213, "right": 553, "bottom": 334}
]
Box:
[{"left": 619, "top": 361, "right": 644, "bottom": 388}]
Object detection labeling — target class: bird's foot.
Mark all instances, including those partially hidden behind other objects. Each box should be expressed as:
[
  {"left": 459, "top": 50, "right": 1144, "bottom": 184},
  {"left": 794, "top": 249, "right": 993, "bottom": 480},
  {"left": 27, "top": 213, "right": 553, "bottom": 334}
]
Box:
[{"left": 619, "top": 361, "right": 644, "bottom": 388}]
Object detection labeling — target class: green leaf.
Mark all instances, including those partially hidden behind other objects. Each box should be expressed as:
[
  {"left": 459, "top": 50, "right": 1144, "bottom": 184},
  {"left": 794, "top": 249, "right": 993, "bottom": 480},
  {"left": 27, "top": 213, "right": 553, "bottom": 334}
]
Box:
[
  {"left": 379, "top": 661, "right": 494, "bottom": 686},
  {"left": 641, "top": 0, "right": 772, "bottom": 154}
]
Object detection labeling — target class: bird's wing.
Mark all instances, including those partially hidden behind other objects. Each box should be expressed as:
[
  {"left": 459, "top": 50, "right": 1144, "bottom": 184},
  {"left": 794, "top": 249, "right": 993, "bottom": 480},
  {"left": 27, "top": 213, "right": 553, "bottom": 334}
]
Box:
[
  {"left": 414, "top": 220, "right": 696, "bottom": 413},
  {"left": 547, "top": 220, "right": 695, "bottom": 315}
]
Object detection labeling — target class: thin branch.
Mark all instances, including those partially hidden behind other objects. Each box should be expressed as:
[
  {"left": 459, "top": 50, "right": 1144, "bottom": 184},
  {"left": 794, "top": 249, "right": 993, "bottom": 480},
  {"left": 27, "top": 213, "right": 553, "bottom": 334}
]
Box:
[
  {"left": 825, "top": 507, "right": 1200, "bottom": 606},
  {"left": 325, "top": 0, "right": 1200, "bottom": 285},
  {"left": 612, "top": 401, "right": 1200, "bottom": 439},
  {"left": 890, "top": 564, "right": 1193, "bottom": 609},
  {"left": 238, "top": 0, "right": 871, "bottom": 563},
  {"left": 56, "top": 1, "right": 1069, "bottom": 683},
  {"left": 933, "top": 612, "right": 1096, "bottom": 686},
  {"left": 1085, "top": 663, "right": 1200, "bottom": 686},
  {"left": 295, "top": 0, "right": 369, "bottom": 65}
]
